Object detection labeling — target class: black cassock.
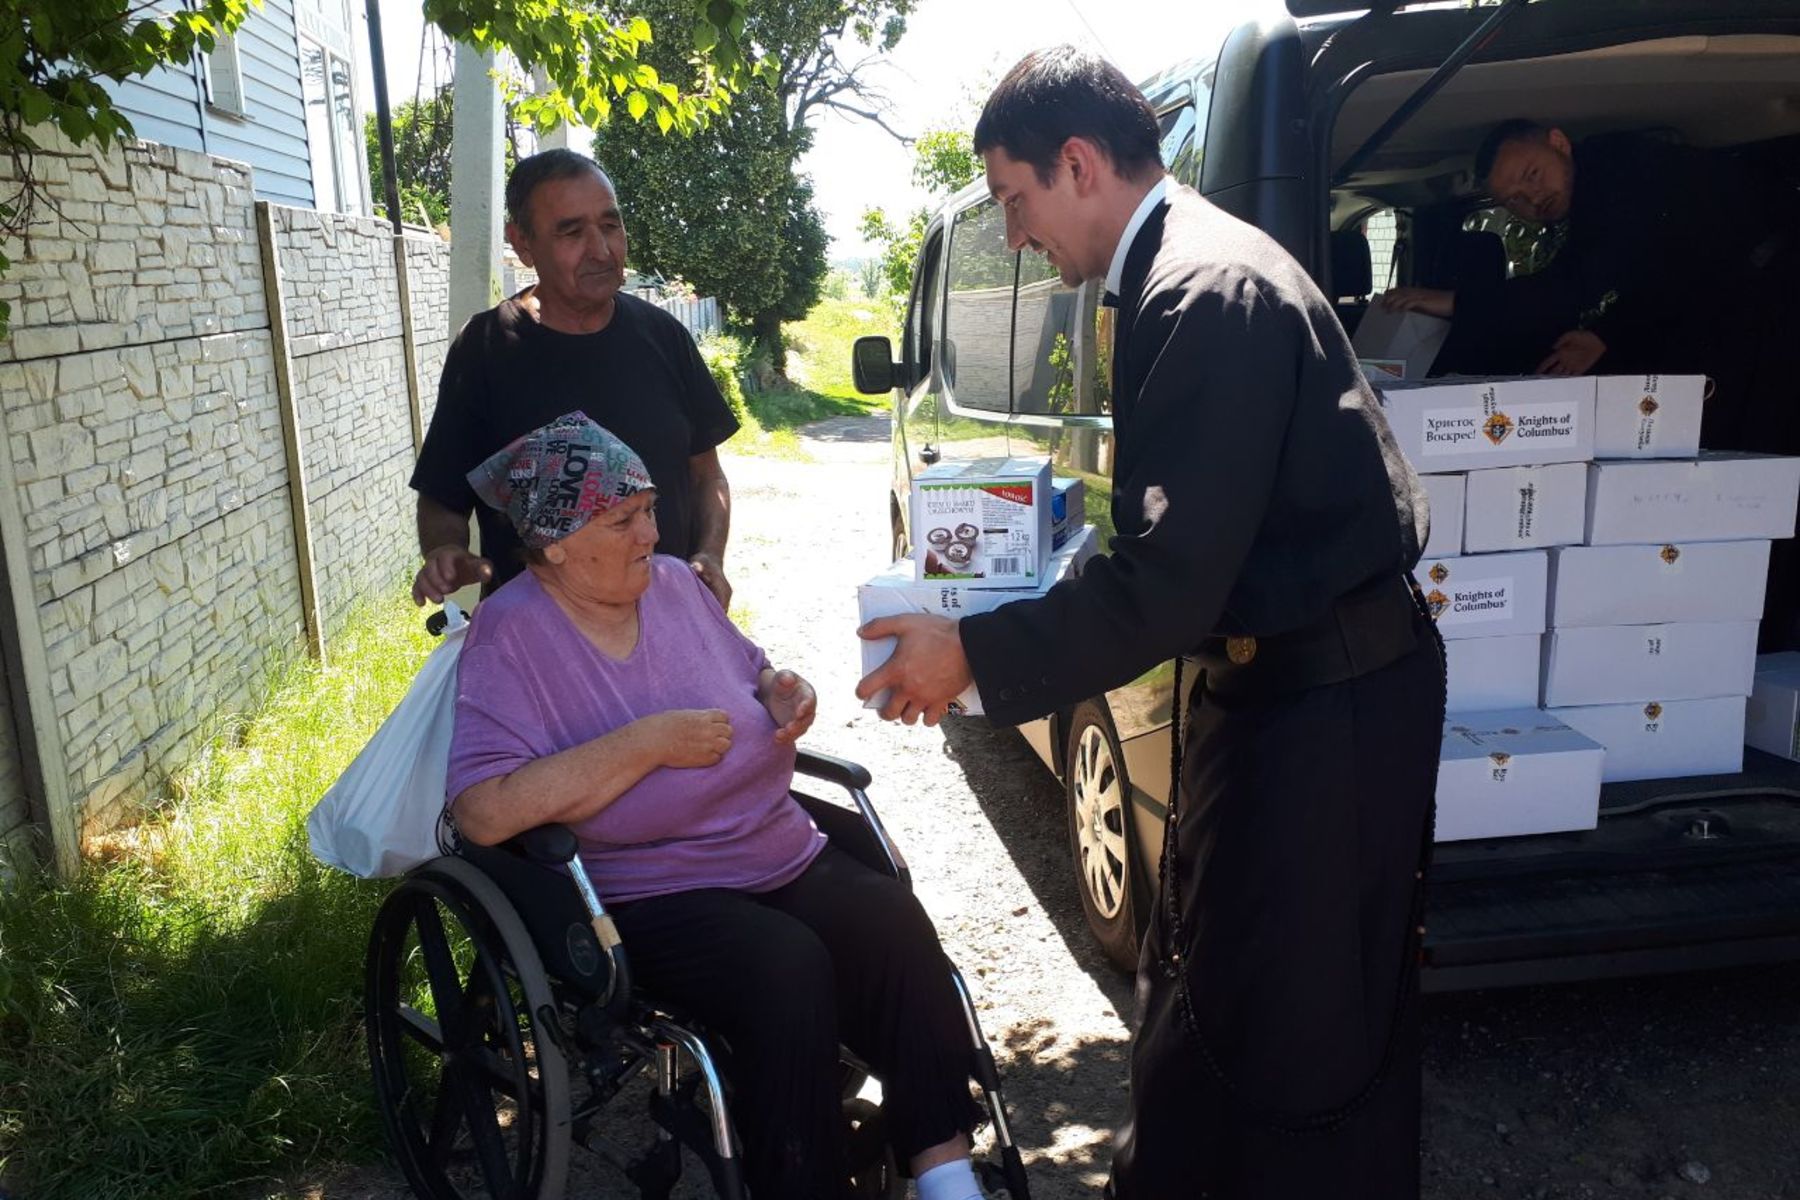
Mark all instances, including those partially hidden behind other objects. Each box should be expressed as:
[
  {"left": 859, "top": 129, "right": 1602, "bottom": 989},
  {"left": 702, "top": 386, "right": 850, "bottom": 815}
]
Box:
[{"left": 960, "top": 187, "right": 1445, "bottom": 1198}]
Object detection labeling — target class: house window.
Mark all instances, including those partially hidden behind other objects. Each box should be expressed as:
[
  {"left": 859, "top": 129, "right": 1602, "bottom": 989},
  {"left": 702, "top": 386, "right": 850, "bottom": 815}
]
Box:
[
  {"left": 299, "top": 36, "right": 364, "bottom": 213},
  {"left": 202, "top": 32, "right": 247, "bottom": 117}
]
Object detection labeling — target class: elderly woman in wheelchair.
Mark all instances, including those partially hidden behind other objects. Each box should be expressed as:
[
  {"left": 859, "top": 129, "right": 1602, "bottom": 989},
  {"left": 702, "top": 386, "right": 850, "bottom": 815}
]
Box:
[{"left": 365, "top": 413, "right": 1027, "bottom": 1200}]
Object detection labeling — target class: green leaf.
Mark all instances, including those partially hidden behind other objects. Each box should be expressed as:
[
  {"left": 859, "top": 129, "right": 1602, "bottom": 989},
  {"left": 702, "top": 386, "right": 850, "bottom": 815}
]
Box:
[
  {"left": 654, "top": 105, "right": 673, "bottom": 134},
  {"left": 18, "top": 89, "right": 50, "bottom": 126},
  {"left": 693, "top": 22, "right": 717, "bottom": 54},
  {"left": 626, "top": 91, "right": 649, "bottom": 122}
]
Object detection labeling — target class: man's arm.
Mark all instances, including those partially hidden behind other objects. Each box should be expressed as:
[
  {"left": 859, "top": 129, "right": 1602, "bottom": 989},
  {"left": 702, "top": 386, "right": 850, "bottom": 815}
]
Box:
[
  {"left": 687, "top": 448, "right": 732, "bottom": 609},
  {"left": 412, "top": 493, "right": 491, "bottom": 605}
]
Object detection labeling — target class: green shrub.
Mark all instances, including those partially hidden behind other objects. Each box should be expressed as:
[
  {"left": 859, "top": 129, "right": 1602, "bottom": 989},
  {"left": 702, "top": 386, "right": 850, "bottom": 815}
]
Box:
[{"left": 697, "top": 332, "right": 754, "bottom": 430}]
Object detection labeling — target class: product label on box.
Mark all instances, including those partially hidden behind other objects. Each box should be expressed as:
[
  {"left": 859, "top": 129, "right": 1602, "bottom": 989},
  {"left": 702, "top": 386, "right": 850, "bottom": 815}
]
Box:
[
  {"left": 919, "top": 483, "right": 1036, "bottom": 579},
  {"left": 1513, "top": 480, "right": 1538, "bottom": 539},
  {"left": 1423, "top": 573, "right": 1515, "bottom": 624},
  {"left": 1488, "top": 752, "right": 1512, "bottom": 782},
  {"left": 1642, "top": 701, "right": 1664, "bottom": 733},
  {"left": 1422, "top": 394, "right": 1581, "bottom": 458}
]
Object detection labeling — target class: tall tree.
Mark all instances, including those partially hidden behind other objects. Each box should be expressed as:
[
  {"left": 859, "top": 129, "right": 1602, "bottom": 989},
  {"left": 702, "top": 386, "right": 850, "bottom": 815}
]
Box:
[
  {"left": 594, "top": 0, "right": 914, "bottom": 376},
  {"left": 861, "top": 125, "right": 979, "bottom": 298}
]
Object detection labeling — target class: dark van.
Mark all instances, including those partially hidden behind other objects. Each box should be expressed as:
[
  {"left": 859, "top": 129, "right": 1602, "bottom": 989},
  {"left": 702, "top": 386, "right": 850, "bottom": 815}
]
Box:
[{"left": 852, "top": 0, "right": 1800, "bottom": 983}]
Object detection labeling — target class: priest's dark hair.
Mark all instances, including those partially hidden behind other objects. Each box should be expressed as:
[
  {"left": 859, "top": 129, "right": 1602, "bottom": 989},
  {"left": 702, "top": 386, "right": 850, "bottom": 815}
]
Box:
[{"left": 974, "top": 46, "right": 1161, "bottom": 185}]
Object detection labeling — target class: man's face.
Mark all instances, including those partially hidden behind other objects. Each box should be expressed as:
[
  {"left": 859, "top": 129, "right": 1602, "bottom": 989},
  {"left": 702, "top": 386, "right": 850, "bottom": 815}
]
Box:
[
  {"left": 1486, "top": 129, "right": 1576, "bottom": 224},
  {"left": 983, "top": 146, "right": 1096, "bottom": 287},
  {"left": 509, "top": 171, "right": 628, "bottom": 311}
]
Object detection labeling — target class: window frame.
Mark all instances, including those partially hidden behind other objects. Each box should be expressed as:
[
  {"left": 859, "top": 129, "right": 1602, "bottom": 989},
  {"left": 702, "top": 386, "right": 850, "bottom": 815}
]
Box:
[{"left": 940, "top": 195, "right": 1020, "bottom": 417}]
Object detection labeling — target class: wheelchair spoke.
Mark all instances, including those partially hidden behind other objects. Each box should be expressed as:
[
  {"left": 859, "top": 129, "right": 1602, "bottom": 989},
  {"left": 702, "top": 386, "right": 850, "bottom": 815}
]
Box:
[
  {"left": 413, "top": 895, "right": 469, "bottom": 1039},
  {"left": 396, "top": 1004, "right": 445, "bottom": 1053},
  {"left": 427, "top": 1076, "right": 465, "bottom": 1170},
  {"left": 452, "top": 1060, "right": 517, "bottom": 1195}
]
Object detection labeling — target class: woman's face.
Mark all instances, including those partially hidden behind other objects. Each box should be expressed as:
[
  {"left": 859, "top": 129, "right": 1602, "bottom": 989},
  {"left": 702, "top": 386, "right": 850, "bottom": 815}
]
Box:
[{"left": 542, "top": 490, "right": 659, "bottom": 601}]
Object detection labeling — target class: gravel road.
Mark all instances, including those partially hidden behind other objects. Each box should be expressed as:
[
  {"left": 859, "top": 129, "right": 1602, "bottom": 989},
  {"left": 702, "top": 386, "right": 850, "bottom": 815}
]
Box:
[{"left": 309, "top": 414, "right": 1799, "bottom": 1200}]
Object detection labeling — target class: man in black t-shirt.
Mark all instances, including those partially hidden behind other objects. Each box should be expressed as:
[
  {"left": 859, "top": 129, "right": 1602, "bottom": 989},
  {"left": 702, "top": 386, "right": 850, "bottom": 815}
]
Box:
[{"left": 410, "top": 150, "right": 740, "bottom": 607}]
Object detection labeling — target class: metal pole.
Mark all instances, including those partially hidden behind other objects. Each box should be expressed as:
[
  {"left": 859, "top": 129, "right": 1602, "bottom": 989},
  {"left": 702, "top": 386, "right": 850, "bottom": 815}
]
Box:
[{"left": 365, "top": 0, "right": 405, "bottom": 234}]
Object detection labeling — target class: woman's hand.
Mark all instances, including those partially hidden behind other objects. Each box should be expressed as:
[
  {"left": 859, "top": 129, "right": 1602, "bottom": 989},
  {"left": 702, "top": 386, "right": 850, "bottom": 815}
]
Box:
[
  {"left": 1378, "top": 287, "right": 1455, "bottom": 319},
  {"left": 639, "top": 709, "right": 733, "bottom": 767},
  {"left": 759, "top": 668, "right": 817, "bottom": 744}
]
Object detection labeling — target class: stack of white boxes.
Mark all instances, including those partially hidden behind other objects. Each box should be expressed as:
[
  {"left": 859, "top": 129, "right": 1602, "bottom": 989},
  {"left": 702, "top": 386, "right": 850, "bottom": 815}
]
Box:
[
  {"left": 856, "top": 458, "right": 1095, "bottom": 715},
  {"left": 1380, "top": 375, "right": 1601, "bottom": 840},
  {"left": 1381, "top": 373, "right": 1800, "bottom": 840},
  {"left": 1543, "top": 376, "right": 1800, "bottom": 783}
]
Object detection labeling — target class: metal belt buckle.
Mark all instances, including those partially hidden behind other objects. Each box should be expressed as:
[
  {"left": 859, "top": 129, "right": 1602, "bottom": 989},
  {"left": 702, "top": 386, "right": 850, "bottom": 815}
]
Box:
[{"left": 1225, "top": 635, "right": 1257, "bottom": 665}]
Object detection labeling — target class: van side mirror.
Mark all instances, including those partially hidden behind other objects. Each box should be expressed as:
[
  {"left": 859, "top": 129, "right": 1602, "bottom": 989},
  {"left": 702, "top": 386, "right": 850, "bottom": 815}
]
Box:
[{"left": 852, "top": 336, "right": 900, "bottom": 394}]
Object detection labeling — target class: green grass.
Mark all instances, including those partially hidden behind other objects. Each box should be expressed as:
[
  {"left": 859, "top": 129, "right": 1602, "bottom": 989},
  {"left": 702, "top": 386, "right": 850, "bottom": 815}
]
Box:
[
  {"left": 0, "top": 591, "right": 437, "bottom": 1199},
  {"left": 724, "top": 295, "right": 895, "bottom": 459}
]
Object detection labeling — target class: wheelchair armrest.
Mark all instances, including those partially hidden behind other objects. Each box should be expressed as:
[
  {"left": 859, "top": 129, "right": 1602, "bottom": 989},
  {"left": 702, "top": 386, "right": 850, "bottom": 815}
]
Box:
[
  {"left": 794, "top": 749, "right": 872, "bottom": 791},
  {"left": 500, "top": 823, "right": 581, "bottom": 866}
]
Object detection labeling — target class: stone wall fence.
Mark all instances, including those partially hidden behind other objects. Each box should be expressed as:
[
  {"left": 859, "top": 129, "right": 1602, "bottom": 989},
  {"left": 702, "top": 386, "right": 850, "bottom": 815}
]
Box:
[{"left": 0, "top": 128, "right": 454, "bottom": 878}]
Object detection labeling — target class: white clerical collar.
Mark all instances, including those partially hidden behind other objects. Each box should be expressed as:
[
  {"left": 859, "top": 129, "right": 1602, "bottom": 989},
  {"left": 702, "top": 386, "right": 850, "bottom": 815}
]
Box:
[{"left": 1104, "top": 176, "right": 1170, "bottom": 299}]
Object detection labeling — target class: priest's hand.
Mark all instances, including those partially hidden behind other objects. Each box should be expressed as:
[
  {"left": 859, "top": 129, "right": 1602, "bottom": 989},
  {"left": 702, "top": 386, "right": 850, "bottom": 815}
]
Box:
[{"left": 856, "top": 614, "right": 971, "bottom": 726}]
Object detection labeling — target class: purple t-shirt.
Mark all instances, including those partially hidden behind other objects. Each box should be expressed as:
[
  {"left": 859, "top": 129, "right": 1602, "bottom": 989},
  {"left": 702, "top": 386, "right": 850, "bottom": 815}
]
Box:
[{"left": 448, "top": 555, "right": 824, "bottom": 903}]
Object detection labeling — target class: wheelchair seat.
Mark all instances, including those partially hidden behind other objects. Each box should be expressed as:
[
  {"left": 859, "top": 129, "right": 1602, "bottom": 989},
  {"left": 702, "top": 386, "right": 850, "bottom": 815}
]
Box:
[{"left": 363, "top": 748, "right": 1030, "bottom": 1200}]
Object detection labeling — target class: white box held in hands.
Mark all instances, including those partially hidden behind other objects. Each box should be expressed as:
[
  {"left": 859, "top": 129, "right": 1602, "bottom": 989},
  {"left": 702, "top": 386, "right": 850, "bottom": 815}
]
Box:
[
  {"left": 1445, "top": 634, "right": 1541, "bottom": 713},
  {"left": 1584, "top": 453, "right": 1800, "bottom": 545},
  {"left": 1410, "top": 551, "right": 1548, "bottom": 640},
  {"left": 1593, "top": 374, "right": 1705, "bottom": 459},
  {"left": 1377, "top": 376, "right": 1595, "bottom": 472},
  {"left": 1551, "top": 696, "right": 1746, "bottom": 783},
  {"left": 1351, "top": 303, "right": 1451, "bottom": 381},
  {"left": 860, "top": 525, "right": 1098, "bottom": 715},
  {"left": 1462, "top": 463, "right": 1588, "bottom": 553},
  {"left": 911, "top": 457, "right": 1052, "bottom": 586},
  {"left": 1436, "top": 710, "right": 1603, "bottom": 841},
  {"left": 1547, "top": 541, "right": 1771, "bottom": 627},
  {"left": 1745, "top": 652, "right": 1800, "bottom": 761},
  {"left": 1419, "top": 473, "right": 1464, "bottom": 558},
  {"left": 1541, "top": 621, "right": 1759, "bottom": 707}
]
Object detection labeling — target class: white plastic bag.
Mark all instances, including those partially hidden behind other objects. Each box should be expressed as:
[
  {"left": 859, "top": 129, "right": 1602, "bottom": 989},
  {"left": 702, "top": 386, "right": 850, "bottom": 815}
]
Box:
[{"left": 307, "top": 602, "right": 469, "bottom": 877}]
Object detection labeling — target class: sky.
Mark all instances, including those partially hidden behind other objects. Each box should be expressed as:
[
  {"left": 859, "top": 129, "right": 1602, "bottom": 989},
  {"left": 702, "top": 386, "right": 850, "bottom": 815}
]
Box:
[{"left": 355, "top": 0, "right": 1267, "bottom": 257}]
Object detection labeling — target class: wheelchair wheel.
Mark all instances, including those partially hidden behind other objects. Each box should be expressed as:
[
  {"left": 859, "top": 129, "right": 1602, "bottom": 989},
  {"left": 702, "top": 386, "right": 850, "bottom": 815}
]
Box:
[{"left": 366, "top": 856, "right": 572, "bottom": 1200}]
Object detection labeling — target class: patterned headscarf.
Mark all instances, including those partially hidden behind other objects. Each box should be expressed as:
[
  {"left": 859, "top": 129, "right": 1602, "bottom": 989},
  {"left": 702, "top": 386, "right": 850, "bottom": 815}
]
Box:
[{"left": 466, "top": 412, "right": 654, "bottom": 548}]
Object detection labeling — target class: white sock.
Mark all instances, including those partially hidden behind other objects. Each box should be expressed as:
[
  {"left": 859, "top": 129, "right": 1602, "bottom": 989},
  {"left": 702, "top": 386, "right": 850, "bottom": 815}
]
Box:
[{"left": 915, "top": 1157, "right": 983, "bottom": 1200}]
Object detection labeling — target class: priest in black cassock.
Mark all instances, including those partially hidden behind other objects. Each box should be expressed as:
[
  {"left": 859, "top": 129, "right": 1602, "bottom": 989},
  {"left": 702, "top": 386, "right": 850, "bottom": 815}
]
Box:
[{"left": 857, "top": 48, "right": 1445, "bottom": 1198}]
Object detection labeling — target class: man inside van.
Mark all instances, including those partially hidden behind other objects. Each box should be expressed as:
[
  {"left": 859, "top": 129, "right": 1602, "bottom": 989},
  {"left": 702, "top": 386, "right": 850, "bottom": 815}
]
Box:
[
  {"left": 1382, "top": 120, "right": 1795, "bottom": 404},
  {"left": 409, "top": 149, "right": 739, "bottom": 610},
  {"left": 858, "top": 48, "right": 1444, "bottom": 1199}
]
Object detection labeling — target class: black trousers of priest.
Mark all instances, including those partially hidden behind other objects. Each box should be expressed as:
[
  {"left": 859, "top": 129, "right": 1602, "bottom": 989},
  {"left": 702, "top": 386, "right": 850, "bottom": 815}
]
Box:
[{"left": 1110, "top": 624, "right": 1445, "bottom": 1199}]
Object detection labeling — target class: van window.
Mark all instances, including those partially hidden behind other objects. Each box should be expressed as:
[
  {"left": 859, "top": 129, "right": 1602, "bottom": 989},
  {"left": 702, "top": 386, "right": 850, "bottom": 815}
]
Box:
[
  {"left": 1463, "top": 207, "right": 1564, "bottom": 278},
  {"left": 942, "top": 198, "right": 1016, "bottom": 413},
  {"left": 1156, "top": 67, "right": 1212, "bottom": 186},
  {"left": 906, "top": 226, "right": 944, "bottom": 383},
  {"left": 1366, "top": 209, "right": 1399, "bottom": 294},
  {"left": 1011, "top": 252, "right": 1082, "bottom": 417}
]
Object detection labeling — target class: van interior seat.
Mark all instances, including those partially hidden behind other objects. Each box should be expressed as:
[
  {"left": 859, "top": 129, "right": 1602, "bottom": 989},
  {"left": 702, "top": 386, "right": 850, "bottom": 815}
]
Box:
[{"left": 1330, "top": 227, "right": 1374, "bottom": 336}]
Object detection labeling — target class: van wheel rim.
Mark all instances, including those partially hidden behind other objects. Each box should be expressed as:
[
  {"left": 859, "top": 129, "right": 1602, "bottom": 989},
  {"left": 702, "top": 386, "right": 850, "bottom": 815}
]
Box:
[{"left": 1073, "top": 724, "right": 1128, "bottom": 920}]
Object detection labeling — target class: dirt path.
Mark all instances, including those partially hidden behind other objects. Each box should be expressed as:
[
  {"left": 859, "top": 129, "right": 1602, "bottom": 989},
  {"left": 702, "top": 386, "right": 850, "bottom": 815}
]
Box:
[{"left": 307, "top": 414, "right": 1799, "bottom": 1199}]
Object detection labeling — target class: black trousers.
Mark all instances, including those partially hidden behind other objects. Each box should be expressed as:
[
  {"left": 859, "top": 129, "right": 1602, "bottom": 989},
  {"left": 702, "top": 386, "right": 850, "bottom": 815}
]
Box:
[
  {"left": 611, "top": 844, "right": 980, "bottom": 1200},
  {"left": 1110, "top": 628, "right": 1445, "bottom": 1199}
]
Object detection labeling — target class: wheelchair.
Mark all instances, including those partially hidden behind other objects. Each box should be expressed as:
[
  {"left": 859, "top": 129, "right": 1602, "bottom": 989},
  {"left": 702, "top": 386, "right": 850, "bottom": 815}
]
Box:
[{"left": 363, "top": 748, "right": 1033, "bottom": 1200}]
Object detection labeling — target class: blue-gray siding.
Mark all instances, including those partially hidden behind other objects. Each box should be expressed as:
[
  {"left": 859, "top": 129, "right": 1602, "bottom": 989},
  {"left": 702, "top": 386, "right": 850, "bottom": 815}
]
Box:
[{"left": 104, "top": 0, "right": 317, "bottom": 209}]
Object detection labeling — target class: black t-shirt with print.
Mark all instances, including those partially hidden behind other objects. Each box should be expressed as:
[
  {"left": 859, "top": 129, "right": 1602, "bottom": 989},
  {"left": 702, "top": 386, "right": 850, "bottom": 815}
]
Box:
[{"left": 411, "top": 291, "right": 738, "bottom": 591}]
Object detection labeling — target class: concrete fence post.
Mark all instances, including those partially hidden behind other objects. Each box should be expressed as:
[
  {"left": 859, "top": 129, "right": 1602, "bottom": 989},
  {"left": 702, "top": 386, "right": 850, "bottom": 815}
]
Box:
[{"left": 254, "top": 202, "right": 327, "bottom": 664}]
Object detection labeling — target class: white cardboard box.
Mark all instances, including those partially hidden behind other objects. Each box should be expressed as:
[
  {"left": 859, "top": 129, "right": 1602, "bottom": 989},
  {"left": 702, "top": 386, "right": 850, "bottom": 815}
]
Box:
[
  {"left": 1352, "top": 304, "right": 1451, "bottom": 381},
  {"left": 1411, "top": 551, "right": 1548, "bottom": 641},
  {"left": 1584, "top": 453, "right": 1800, "bottom": 545},
  {"left": 1593, "top": 374, "right": 1705, "bottom": 459},
  {"left": 1462, "top": 463, "right": 1588, "bottom": 553},
  {"left": 1745, "top": 652, "right": 1800, "bottom": 761},
  {"left": 1540, "top": 621, "right": 1759, "bottom": 707},
  {"left": 1445, "top": 634, "right": 1542, "bottom": 713},
  {"left": 1551, "top": 696, "right": 1746, "bottom": 783},
  {"left": 1436, "top": 710, "right": 1604, "bottom": 841},
  {"left": 861, "top": 525, "right": 1098, "bottom": 714},
  {"left": 911, "top": 456, "right": 1053, "bottom": 586},
  {"left": 1051, "top": 477, "right": 1086, "bottom": 550},
  {"left": 1547, "top": 541, "right": 1772, "bottom": 627},
  {"left": 1377, "top": 376, "right": 1595, "bottom": 472},
  {"left": 1419, "top": 473, "right": 1464, "bottom": 558}
]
